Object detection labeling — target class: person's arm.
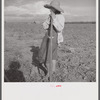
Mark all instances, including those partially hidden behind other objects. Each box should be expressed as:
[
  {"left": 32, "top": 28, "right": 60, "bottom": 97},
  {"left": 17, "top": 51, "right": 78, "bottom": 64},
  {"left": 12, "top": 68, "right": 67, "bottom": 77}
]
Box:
[
  {"left": 43, "top": 16, "right": 50, "bottom": 30},
  {"left": 53, "top": 15, "right": 65, "bottom": 32}
]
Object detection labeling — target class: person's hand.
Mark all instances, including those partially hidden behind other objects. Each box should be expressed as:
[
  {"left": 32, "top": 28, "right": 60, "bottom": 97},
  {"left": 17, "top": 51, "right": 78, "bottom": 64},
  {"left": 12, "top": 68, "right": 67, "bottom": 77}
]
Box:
[{"left": 50, "top": 11, "right": 56, "bottom": 20}]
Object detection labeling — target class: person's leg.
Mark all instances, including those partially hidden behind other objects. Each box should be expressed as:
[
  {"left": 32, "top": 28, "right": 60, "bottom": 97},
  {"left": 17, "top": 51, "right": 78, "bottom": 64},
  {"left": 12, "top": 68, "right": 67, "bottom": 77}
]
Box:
[{"left": 52, "top": 60, "right": 56, "bottom": 72}]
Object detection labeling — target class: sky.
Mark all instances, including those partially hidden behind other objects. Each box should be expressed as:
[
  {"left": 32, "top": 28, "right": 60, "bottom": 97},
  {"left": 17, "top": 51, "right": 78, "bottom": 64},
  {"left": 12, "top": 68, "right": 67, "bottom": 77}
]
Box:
[{"left": 4, "top": 0, "right": 96, "bottom": 22}]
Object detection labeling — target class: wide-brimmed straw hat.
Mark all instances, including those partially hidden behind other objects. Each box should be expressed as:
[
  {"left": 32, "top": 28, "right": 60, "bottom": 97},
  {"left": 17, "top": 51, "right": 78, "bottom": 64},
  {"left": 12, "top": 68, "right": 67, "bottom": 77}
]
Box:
[{"left": 44, "top": 0, "right": 64, "bottom": 13}]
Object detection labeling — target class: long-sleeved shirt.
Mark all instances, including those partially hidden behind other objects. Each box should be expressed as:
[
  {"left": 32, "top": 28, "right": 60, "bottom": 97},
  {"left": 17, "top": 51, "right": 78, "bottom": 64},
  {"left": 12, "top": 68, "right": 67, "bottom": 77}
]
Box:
[{"left": 43, "top": 14, "right": 65, "bottom": 44}]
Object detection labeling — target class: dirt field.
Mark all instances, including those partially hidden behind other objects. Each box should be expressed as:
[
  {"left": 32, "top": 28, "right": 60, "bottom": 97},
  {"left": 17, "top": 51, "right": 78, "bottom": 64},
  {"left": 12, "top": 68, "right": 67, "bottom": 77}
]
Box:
[{"left": 4, "top": 22, "right": 96, "bottom": 82}]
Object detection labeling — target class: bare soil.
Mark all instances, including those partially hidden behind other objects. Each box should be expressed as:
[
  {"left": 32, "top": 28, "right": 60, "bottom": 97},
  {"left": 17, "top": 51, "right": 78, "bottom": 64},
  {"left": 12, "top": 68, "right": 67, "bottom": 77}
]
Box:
[{"left": 4, "top": 22, "right": 96, "bottom": 82}]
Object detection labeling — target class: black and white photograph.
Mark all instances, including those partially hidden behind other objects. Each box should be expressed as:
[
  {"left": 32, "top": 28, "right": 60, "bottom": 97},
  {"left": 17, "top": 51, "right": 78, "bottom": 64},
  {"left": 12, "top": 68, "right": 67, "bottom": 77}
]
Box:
[{"left": 4, "top": 0, "right": 96, "bottom": 82}]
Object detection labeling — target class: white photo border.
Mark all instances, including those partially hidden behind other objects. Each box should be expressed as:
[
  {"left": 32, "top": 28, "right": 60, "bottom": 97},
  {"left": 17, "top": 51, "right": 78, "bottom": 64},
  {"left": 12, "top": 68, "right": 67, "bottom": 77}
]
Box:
[{"left": 1, "top": 0, "right": 99, "bottom": 100}]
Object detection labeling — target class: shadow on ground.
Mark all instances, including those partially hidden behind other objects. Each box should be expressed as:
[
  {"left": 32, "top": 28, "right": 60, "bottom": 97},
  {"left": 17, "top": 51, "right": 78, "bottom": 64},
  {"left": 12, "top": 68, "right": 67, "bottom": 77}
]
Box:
[
  {"left": 4, "top": 61, "right": 25, "bottom": 82},
  {"left": 30, "top": 46, "right": 47, "bottom": 76}
]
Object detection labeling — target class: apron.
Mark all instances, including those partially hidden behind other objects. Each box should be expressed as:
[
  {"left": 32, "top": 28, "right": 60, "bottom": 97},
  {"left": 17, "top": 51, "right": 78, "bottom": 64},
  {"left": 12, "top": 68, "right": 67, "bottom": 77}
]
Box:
[{"left": 38, "top": 26, "right": 58, "bottom": 64}]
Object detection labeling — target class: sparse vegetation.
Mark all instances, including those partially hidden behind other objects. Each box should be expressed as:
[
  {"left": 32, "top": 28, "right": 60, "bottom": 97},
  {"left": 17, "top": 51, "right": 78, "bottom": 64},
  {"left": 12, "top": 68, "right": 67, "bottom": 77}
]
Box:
[{"left": 4, "top": 22, "right": 96, "bottom": 82}]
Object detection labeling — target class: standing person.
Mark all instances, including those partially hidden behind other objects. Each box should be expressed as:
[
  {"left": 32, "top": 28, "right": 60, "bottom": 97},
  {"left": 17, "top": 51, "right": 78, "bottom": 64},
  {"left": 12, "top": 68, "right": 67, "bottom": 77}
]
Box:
[{"left": 38, "top": 0, "right": 65, "bottom": 76}]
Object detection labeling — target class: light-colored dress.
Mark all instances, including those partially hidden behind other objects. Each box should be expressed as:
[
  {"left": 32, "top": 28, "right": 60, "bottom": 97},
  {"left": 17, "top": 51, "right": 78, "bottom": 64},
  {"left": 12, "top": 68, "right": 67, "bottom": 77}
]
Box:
[{"left": 38, "top": 14, "right": 65, "bottom": 63}]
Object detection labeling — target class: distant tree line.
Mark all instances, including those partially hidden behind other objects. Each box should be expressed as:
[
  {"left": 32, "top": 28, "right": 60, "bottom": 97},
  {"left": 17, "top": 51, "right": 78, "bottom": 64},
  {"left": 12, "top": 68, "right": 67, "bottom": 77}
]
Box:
[{"left": 65, "top": 22, "right": 96, "bottom": 24}]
